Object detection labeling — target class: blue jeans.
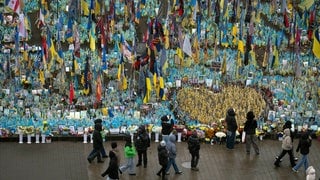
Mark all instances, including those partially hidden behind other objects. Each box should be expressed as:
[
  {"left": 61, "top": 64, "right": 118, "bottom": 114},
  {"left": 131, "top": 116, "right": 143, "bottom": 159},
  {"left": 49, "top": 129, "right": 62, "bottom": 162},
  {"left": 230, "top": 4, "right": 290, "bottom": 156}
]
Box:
[
  {"left": 120, "top": 157, "right": 135, "bottom": 174},
  {"left": 226, "top": 131, "right": 236, "bottom": 149},
  {"left": 293, "top": 154, "right": 309, "bottom": 171},
  {"left": 165, "top": 157, "right": 180, "bottom": 173}
]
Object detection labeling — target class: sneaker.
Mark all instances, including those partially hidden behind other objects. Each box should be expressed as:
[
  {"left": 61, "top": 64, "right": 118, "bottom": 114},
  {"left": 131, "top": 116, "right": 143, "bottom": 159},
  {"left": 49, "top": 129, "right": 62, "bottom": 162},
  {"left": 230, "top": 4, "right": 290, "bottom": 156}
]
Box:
[
  {"left": 191, "top": 167, "right": 199, "bottom": 171},
  {"left": 119, "top": 169, "right": 122, "bottom": 174},
  {"left": 294, "top": 157, "right": 298, "bottom": 161},
  {"left": 136, "top": 163, "right": 142, "bottom": 167},
  {"left": 275, "top": 156, "right": 283, "bottom": 162},
  {"left": 87, "top": 158, "right": 92, "bottom": 163},
  {"left": 156, "top": 172, "right": 161, "bottom": 176},
  {"left": 102, "top": 155, "right": 108, "bottom": 158},
  {"left": 97, "top": 160, "right": 104, "bottom": 163},
  {"left": 165, "top": 172, "right": 170, "bottom": 175},
  {"left": 292, "top": 168, "right": 298, "bottom": 173},
  {"left": 274, "top": 162, "right": 280, "bottom": 167},
  {"left": 129, "top": 173, "right": 136, "bottom": 176},
  {"left": 175, "top": 171, "right": 182, "bottom": 174}
]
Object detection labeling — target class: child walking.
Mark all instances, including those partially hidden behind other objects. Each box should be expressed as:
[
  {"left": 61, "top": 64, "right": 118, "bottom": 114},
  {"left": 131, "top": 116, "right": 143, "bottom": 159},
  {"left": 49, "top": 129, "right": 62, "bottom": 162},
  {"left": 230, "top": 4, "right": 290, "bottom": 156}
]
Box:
[
  {"left": 119, "top": 135, "right": 137, "bottom": 176},
  {"left": 157, "top": 140, "right": 169, "bottom": 180},
  {"left": 101, "top": 150, "right": 119, "bottom": 180},
  {"left": 292, "top": 132, "right": 312, "bottom": 172}
]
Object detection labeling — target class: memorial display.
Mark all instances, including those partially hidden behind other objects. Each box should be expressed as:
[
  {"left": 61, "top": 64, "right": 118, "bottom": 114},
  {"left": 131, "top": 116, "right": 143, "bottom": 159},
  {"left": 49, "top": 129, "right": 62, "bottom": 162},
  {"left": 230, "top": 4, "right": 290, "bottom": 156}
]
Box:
[{"left": 0, "top": 0, "right": 319, "bottom": 143}]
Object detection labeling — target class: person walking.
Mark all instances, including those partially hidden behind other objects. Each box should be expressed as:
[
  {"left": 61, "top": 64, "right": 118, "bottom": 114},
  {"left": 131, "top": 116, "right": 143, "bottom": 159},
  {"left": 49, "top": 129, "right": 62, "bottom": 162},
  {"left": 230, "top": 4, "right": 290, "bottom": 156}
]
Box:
[
  {"left": 243, "top": 111, "right": 259, "bottom": 155},
  {"left": 101, "top": 150, "right": 119, "bottom": 180},
  {"left": 188, "top": 130, "right": 200, "bottom": 171},
  {"left": 135, "top": 125, "right": 150, "bottom": 168},
  {"left": 161, "top": 115, "right": 174, "bottom": 142},
  {"left": 225, "top": 108, "right": 238, "bottom": 149},
  {"left": 94, "top": 119, "right": 108, "bottom": 158},
  {"left": 119, "top": 135, "right": 137, "bottom": 176},
  {"left": 110, "top": 142, "right": 121, "bottom": 169},
  {"left": 165, "top": 134, "right": 182, "bottom": 175},
  {"left": 87, "top": 123, "right": 104, "bottom": 163},
  {"left": 274, "top": 128, "right": 296, "bottom": 167},
  {"left": 292, "top": 132, "right": 312, "bottom": 172},
  {"left": 157, "top": 140, "right": 169, "bottom": 180}
]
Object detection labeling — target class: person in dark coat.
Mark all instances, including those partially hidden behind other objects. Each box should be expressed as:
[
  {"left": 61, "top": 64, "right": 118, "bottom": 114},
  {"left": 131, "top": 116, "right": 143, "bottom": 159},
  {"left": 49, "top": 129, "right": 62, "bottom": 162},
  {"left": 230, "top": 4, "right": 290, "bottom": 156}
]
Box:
[
  {"left": 94, "top": 119, "right": 108, "bottom": 158},
  {"left": 225, "top": 108, "right": 238, "bottom": 149},
  {"left": 101, "top": 150, "right": 119, "bottom": 180},
  {"left": 161, "top": 115, "right": 174, "bottom": 142},
  {"left": 243, "top": 111, "right": 259, "bottom": 155},
  {"left": 134, "top": 125, "right": 150, "bottom": 168},
  {"left": 188, "top": 130, "right": 200, "bottom": 171},
  {"left": 292, "top": 132, "right": 312, "bottom": 172},
  {"left": 87, "top": 123, "right": 104, "bottom": 163},
  {"left": 157, "top": 140, "right": 169, "bottom": 180}
]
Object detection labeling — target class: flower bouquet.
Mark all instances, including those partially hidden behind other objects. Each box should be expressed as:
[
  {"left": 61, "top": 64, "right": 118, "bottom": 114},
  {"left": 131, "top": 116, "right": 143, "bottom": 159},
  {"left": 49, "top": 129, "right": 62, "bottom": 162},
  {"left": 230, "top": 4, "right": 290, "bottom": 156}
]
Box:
[
  {"left": 174, "top": 125, "right": 185, "bottom": 133},
  {"left": 152, "top": 126, "right": 162, "bottom": 133}
]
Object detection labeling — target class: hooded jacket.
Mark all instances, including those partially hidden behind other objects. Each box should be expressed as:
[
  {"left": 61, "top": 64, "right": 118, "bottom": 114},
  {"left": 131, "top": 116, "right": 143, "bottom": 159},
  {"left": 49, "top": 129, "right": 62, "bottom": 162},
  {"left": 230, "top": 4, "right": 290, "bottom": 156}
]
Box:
[
  {"left": 166, "top": 134, "right": 177, "bottom": 158},
  {"left": 188, "top": 133, "right": 200, "bottom": 153},
  {"left": 296, "top": 132, "right": 312, "bottom": 155},
  {"left": 244, "top": 111, "right": 257, "bottom": 135},
  {"left": 101, "top": 151, "right": 119, "bottom": 179},
  {"left": 157, "top": 145, "right": 169, "bottom": 166},
  {"left": 93, "top": 123, "right": 103, "bottom": 150},
  {"left": 226, "top": 108, "right": 238, "bottom": 132},
  {"left": 282, "top": 128, "right": 293, "bottom": 150},
  {"left": 134, "top": 126, "right": 150, "bottom": 151}
]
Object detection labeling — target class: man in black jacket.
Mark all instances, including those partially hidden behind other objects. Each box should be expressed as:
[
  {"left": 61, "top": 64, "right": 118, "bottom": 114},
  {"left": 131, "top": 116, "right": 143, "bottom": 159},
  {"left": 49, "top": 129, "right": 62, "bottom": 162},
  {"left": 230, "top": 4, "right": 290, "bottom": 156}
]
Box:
[
  {"left": 87, "top": 123, "right": 104, "bottom": 163},
  {"left": 135, "top": 125, "right": 150, "bottom": 168},
  {"left": 161, "top": 115, "right": 174, "bottom": 142},
  {"left": 188, "top": 131, "right": 200, "bottom": 171}
]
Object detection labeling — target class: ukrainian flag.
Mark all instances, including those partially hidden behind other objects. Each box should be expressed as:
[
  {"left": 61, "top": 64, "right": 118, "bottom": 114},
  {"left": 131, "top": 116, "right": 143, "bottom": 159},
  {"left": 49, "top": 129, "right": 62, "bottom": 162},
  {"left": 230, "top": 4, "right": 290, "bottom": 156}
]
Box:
[{"left": 312, "top": 29, "right": 320, "bottom": 59}]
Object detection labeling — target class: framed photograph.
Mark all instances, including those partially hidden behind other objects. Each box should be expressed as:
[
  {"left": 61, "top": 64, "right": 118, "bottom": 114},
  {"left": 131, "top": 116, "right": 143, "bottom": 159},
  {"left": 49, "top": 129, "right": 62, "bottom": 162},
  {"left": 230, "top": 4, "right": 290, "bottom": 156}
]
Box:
[
  {"left": 174, "top": 54, "right": 181, "bottom": 65},
  {"left": 267, "top": 111, "right": 276, "bottom": 121}
]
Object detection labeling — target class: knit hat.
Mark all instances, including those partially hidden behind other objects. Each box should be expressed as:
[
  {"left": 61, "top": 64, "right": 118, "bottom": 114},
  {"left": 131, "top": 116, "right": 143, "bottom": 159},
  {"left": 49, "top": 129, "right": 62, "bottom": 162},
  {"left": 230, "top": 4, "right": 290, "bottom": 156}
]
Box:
[
  {"left": 161, "top": 115, "right": 169, "bottom": 122},
  {"left": 160, "top": 140, "right": 166, "bottom": 147},
  {"left": 246, "top": 111, "right": 255, "bottom": 120}
]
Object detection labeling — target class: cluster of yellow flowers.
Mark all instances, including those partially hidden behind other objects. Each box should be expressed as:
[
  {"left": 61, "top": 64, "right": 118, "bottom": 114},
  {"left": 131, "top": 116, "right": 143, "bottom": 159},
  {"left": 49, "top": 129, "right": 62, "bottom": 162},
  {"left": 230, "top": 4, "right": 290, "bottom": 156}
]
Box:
[{"left": 177, "top": 85, "right": 266, "bottom": 125}]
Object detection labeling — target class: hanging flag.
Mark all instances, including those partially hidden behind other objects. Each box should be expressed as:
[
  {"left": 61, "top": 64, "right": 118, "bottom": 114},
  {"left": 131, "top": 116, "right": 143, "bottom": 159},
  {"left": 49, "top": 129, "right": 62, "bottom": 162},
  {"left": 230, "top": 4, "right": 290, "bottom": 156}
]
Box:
[
  {"left": 122, "top": 75, "right": 128, "bottom": 90},
  {"left": 183, "top": 35, "right": 192, "bottom": 57},
  {"left": 221, "top": 51, "right": 227, "bottom": 75},
  {"left": 69, "top": 82, "right": 75, "bottom": 104},
  {"left": 83, "top": 57, "right": 91, "bottom": 95},
  {"left": 39, "top": 70, "right": 45, "bottom": 85},
  {"left": 96, "top": 75, "right": 102, "bottom": 102},
  {"left": 298, "top": 0, "right": 314, "bottom": 10},
  {"left": 193, "top": 35, "right": 200, "bottom": 63},
  {"left": 143, "top": 77, "right": 151, "bottom": 103},
  {"left": 312, "top": 29, "right": 320, "bottom": 59},
  {"left": 89, "top": 26, "right": 96, "bottom": 51},
  {"left": 238, "top": 39, "right": 244, "bottom": 54},
  {"left": 117, "top": 54, "right": 123, "bottom": 80},
  {"left": 307, "top": 9, "right": 315, "bottom": 40},
  {"left": 249, "top": 48, "right": 257, "bottom": 67},
  {"left": 65, "top": 19, "right": 74, "bottom": 43},
  {"left": 7, "top": 0, "right": 20, "bottom": 13},
  {"left": 159, "top": 76, "right": 166, "bottom": 100},
  {"left": 135, "top": 2, "right": 141, "bottom": 24},
  {"left": 81, "top": 0, "right": 90, "bottom": 16},
  {"left": 271, "top": 45, "right": 279, "bottom": 69},
  {"left": 283, "top": 12, "right": 289, "bottom": 28}
]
